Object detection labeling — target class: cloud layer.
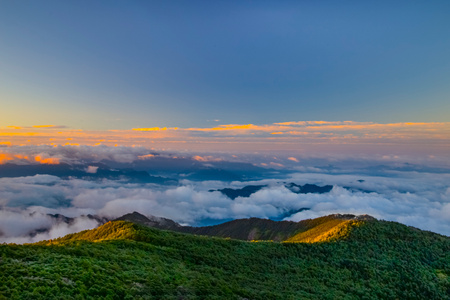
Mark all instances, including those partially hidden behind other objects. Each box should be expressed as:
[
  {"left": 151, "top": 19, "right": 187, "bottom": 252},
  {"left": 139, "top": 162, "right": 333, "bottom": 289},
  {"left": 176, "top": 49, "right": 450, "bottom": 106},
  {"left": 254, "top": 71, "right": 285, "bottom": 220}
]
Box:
[
  {"left": 0, "top": 166, "right": 449, "bottom": 243},
  {"left": 0, "top": 145, "right": 448, "bottom": 243},
  {"left": 1, "top": 120, "right": 449, "bottom": 154}
]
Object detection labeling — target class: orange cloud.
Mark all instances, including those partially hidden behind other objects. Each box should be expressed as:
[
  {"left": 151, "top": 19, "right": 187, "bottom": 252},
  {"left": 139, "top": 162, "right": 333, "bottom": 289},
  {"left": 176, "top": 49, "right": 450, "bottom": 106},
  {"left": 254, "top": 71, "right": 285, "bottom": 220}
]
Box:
[
  {"left": 6, "top": 126, "right": 23, "bottom": 129},
  {"left": 1, "top": 121, "right": 449, "bottom": 155},
  {"left": 32, "top": 125, "right": 65, "bottom": 128},
  {"left": 0, "top": 153, "right": 14, "bottom": 164},
  {"left": 187, "top": 124, "right": 256, "bottom": 132},
  {"left": 192, "top": 155, "right": 222, "bottom": 162},
  {"left": 212, "top": 124, "right": 254, "bottom": 130},
  {"left": 34, "top": 156, "right": 60, "bottom": 165},
  {"left": 0, "top": 132, "right": 38, "bottom": 136},
  {"left": 0, "top": 153, "right": 29, "bottom": 164}
]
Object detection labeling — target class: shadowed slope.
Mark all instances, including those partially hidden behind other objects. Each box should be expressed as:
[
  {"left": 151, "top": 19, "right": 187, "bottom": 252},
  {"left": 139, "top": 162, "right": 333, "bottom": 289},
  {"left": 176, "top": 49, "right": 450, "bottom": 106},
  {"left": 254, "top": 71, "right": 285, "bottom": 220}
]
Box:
[
  {"left": 180, "top": 217, "right": 305, "bottom": 241},
  {"left": 119, "top": 211, "right": 376, "bottom": 242},
  {"left": 114, "top": 212, "right": 181, "bottom": 230}
]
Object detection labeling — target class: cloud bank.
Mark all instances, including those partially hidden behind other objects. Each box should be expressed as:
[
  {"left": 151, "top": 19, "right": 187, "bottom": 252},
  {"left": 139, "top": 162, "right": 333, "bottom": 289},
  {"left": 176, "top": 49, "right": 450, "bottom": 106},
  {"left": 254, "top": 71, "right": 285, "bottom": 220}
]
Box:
[
  {"left": 0, "top": 166, "right": 449, "bottom": 243},
  {"left": 0, "top": 145, "right": 448, "bottom": 243}
]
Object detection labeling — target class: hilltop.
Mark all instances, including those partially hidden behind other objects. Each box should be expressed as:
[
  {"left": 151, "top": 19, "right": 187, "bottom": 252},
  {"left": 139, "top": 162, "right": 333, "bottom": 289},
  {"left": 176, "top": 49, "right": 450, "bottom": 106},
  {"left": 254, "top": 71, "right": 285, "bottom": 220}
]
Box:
[
  {"left": 115, "top": 211, "right": 375, "bottom": 242},
  {"left": 1, "top": 214, "right": 449, "bottom": 299}
]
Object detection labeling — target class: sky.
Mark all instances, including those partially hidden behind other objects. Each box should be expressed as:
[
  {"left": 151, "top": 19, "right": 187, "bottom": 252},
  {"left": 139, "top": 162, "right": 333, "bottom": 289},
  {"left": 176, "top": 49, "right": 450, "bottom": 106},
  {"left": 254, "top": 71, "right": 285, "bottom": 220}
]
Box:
[
  {"left": 0, "top": 2, "right": 449, "bottom": 242},
  {"left": 1, "top": 1, "right": 450, "bottom": 131}
]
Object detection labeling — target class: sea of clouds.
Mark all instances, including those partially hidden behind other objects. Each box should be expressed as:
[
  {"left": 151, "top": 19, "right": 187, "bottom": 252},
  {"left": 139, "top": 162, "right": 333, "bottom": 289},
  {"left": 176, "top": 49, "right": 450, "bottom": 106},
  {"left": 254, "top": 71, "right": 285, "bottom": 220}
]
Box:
[{"left": 0, "top": 145, "right": 449, "bottom": 243}]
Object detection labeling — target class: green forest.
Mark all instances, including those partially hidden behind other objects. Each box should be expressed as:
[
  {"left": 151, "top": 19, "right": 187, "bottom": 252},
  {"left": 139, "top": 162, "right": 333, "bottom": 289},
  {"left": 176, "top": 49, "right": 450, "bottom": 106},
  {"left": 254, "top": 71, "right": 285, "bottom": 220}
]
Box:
[{"left": 1, "top": 218, "right": 449, "bottom": 299}]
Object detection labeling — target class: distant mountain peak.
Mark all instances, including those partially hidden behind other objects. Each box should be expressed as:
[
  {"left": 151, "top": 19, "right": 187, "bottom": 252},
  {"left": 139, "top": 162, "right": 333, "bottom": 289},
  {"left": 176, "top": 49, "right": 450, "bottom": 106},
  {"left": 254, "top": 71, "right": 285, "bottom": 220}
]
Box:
[
  {"left": 285, "top": 183, "right": 333, "bottom": 194},
  {"left": 328, "top": 214, "right": 376, "bottom": 221},
  {"left": 114, "top": 211, "right": 181, "bottom": 230},
  {"left": 210, "top": 182, "right": 334, "bottom": 200}
]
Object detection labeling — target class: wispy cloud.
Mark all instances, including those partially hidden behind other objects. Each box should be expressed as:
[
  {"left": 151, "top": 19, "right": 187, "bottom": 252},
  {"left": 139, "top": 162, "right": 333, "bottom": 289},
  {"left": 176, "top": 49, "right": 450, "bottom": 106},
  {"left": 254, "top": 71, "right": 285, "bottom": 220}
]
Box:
[
  {"left": 1, "top": 121, "right": 449, "bottom": 155},
  {"left": 188, "top": 124, "right": 256, "bottom": 131},
  {"left": 133, "top": 127, "right": 168, "bottom": 131},
  {"left": 192, "top": 155, "right": 223, "bottom": 162},
  {"left": 32, "top": 125, "right": 67, "bottom": 129}
]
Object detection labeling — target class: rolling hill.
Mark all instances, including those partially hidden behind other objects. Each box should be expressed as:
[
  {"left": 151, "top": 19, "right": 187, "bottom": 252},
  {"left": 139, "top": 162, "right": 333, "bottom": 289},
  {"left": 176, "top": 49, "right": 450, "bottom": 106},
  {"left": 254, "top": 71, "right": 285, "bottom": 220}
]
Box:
[{"left": 115, "top": 211, "right": 375, "bottom": 242}]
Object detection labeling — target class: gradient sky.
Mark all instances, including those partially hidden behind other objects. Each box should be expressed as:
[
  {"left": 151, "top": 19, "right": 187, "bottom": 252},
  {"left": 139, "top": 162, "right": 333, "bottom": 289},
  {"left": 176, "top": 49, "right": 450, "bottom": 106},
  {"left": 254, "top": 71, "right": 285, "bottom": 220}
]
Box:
[
  {"left": 1, "top": 1, "right": 450, "bottom": 131},
  {"left": 1, "top": 2, "right": 450, "bottom": 240}
]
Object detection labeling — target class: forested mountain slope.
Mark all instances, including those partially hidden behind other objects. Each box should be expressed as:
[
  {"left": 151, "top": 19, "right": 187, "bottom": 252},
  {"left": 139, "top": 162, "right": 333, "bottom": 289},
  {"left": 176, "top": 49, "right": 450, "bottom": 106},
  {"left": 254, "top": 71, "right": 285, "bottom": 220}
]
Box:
[
  {"left": 1, "top": 216, "right": 449, "bottom": 299},
  {"left": 116, "top": 211, "right": 375, "bottom": 242}
]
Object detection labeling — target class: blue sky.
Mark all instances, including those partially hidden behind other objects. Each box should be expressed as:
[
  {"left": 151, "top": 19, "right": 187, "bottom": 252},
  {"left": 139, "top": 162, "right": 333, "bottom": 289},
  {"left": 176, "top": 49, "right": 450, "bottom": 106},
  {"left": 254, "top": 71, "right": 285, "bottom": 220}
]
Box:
[{"left": 1, "top": 1, "right": 450, "bottom": 130}]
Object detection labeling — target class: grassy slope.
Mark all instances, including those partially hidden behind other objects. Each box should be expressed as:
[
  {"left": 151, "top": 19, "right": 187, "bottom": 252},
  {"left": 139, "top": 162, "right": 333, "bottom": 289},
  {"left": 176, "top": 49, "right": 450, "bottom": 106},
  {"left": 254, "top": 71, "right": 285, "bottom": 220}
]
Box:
[{"left": 0, "top": 220, "right": 449, "bottom": 299}]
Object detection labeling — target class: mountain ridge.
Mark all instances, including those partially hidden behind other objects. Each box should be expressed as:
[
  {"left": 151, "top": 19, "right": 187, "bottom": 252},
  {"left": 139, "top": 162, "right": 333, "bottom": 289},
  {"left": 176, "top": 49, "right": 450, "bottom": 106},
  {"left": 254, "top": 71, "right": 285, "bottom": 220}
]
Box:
[
  {"left": 35, "top": 212, "right": 382, "bottom": 245},
  {"left": 108, "top": 211, "right": 375, "bottom": 242},
  {"left": 4, "top": 212, "right": 449, "bottom": 299}
]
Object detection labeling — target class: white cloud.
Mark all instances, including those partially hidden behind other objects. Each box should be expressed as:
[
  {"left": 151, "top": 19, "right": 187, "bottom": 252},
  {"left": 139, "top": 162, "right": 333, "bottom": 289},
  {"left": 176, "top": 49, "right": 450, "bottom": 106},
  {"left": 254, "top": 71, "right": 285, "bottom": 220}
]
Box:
[
  {"left": 1, "top": 169, "right": 449, "bottom": 243},
  {"left": 0, "top": 208, "right": 100, "bottom": 244},
  {"left": 0, "top": 147, "right": 449, "bottom": 243}
]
